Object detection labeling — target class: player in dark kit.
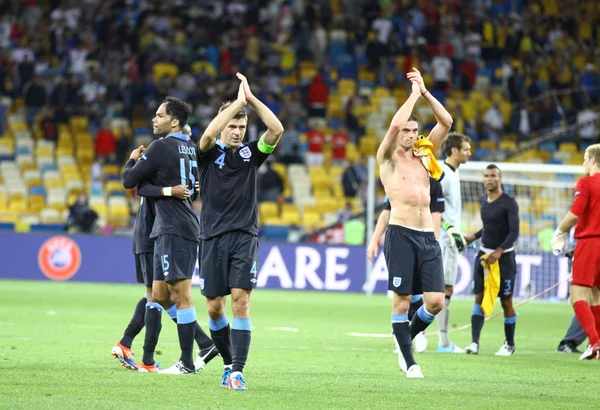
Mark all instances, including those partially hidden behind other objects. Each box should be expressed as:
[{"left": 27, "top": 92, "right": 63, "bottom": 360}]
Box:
[
  {"left": 110, "top": 176, "right": 190, "bottom": 372},
  {"left": 122, "top": 97, "right": 204, "bottom": 374},
  {"left": 114, "top": 125, "right": 218, "bottom": 373},
  {"left": 464, "top": 164, "right": 520, "bottom": 356},
  {"left": 197, "top": 73, "right": 284, "bottom": 390}
]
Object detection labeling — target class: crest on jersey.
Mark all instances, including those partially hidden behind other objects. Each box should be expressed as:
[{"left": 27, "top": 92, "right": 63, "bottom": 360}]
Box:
[
  {"left": 393, "top": 277, "right": 402, "bottom": 287},
  {"left": 38, "top": 236, "right": 82, "bottom": 281},
  {"left": 239, "top": 146, "right": 252, "bottom": 162}
]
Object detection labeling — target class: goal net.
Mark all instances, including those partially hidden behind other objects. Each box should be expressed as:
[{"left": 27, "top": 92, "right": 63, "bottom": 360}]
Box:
[{"left": 457, "top": 161, "right": 584, "bottom": 300}]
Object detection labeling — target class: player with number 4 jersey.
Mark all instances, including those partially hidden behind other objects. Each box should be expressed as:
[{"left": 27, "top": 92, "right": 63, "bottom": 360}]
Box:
[
  {"left": 123, "top": 97, "right": 201, "bottom": 375},
  {"left": 197, "top": 73, "right": 284, "bottom": 391}
]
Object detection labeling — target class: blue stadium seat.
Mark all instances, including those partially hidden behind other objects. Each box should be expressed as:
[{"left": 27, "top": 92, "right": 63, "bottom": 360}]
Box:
[
  {"left": 134, "top": 127, "right": 151, "bottom": 136},
  {"left": 539, "top": 142, "right": 557, "bottom": 152},
  {"left": 30, "top": 224, "right": 66, "bottom": 233},
  {"left": 40, "top": 163, "right": 58, "bottom": 173},
  {"left": 259, "top": 225, "right": 290, "bottom": 241},
  {"left": 0, "top": 222, "right": 15, "bottom": 232},
  {"left": 30, "top": 186, "right": 46, "bottom": 196},
  {"left": 473, "top": 148, "right": 491, "bottom": 160},
  {"left": 15, "top": 146, "right": 31, "bottom": 155},
  {"left": 540, "top": 214, "right": 557, "bottom": 226}
]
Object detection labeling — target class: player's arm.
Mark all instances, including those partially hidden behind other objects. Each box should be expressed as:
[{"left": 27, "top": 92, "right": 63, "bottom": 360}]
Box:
[
  {"left": 465, "top": 229, "right": 482, "bottom": 245},
  {"left": 498, "top": 198, "right": 520, "bottom": 251},
  {"left": 408, "top": 67, "right": 453, "bottom": 151},
  {"left": 237, "top": 73, "right": 284, "bottom": 148},
  {"left": 553, "top": 180, "right": 586, "bottom": 254},
  {"left": 429, "top": 178, "right": 445, "bottom": 240},
  {"left": 136, "top": 180, "right": 191, "bottom": 200},
  {"left": 198, "top": 81, "right": 247, "bottom": 153},
  {"left": 487, "top": 198, "right": 519, "bottom": 264},
  {"left": 367, "top": 205, "right": 390, "bottom": 262},
  {"left": 377, "top": 81, "right": 421, "bottom": 163},
  {"left": 122, "top": 143, "right": 159, "bottom": 189}
]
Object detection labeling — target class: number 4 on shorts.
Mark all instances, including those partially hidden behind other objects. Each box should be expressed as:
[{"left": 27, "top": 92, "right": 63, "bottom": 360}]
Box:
[{"left": 250, "top": 261, "right": 257, "bottom": 277}]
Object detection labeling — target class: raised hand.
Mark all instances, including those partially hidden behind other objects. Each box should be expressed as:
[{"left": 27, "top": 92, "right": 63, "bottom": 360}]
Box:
[
  {"left": 407, "top": 67, "right": 427, "bottom": 95},
  {"left": 236, "top": 72, "right": 255, "bottom": 103},
  {"left": 237, "top": 81, "right": 247, "bottom": 106},
  {"left": 130, "top": 145, "right": 145, "bottom": 161}
]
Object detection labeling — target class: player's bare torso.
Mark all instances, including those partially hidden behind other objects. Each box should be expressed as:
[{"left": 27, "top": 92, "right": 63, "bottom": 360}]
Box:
[{"left": 380, "top": 150, "right": 432, "bottom": 229}]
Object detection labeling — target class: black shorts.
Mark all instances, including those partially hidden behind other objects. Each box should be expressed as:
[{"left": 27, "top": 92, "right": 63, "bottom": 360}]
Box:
[
  {"left": 473, "top": 250, "right": 517, "bottom": 299},
  {"left": 199, "top": 231, "right": 259, "bottom": 297},
  {"left": 153, "top": 234, "right": 198, "bottom": 283},
  {"left": 134, "top": 252, "right": 153, "bottom": 287},
  {"left": 384, "top": 225, "right": 444, "bottom": 294}
]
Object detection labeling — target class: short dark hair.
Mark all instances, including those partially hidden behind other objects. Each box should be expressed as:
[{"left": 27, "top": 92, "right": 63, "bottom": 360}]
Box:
[
  {"left": 443, "top": 132, "right": 471, "bottom": 157},
  {"left": 485, "top": 163, "right": 501, "bottom": 175},
  {"left": 408, "top": 113, "right": 419, "bottom": 123},
  {"left": 163, "top": 96, "right": 191, "bottom": 129},
  {"left": 218, "top": 101, "right": 247, "bottom": 121}
]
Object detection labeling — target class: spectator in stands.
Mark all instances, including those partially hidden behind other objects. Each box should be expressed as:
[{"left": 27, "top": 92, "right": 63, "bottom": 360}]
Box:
[
  {"left": 23, "top": 75, "right": 46, "bottom": 129},
  {"left": 576, "top": 109, "right": 600, "bottom": 144},
  {"left": 95, "top": 120, "right": 116, "bottom": 161},
  {"left": 342, "top": 157, "right": 367, "bottom": 199},
  {"left": 305, "top": 124, "right": 326, "bottom": 167},
  {"left": 67, "top": 193, "right": 98, "bottom": 234},
  {"left": 90, "top": 155, "right": 105, "bottom": 196},
  {"left": 39, "top": 106, "right": 58, "bottom": 142},
  {"left": 579, "top": 63, "right": 599, "bottom": 106},
  {"left": 257, "top": 160, "right": 284, "bottom": 203},
  {"left": 280, "top": 143, "right": 303, "bottom": 166},
  {"left": 483, "top": 100, "right": 504, "bottom": 141},
  {"left": 307, "top": 74, "right": 329, "bottom": 118},
  {"left": 511, "top": 102, "right": 533, "bottom": 141},
  {"left": 331, "top": 126, "right": 349, "bottom": 166},
  {"left": 115, "top": 129, "right": 131, "bottom": 166},
  {"left": 431, "top": 49, "right": 452, "bottom": 92}
]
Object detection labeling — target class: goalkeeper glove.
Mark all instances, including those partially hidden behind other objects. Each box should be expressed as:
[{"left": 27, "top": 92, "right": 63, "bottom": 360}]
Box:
[
  {"left": 550, "top": 229, "right": 566, "bottom": 256},
  {"left": 442, "top": 221, "right": 467, "bottom": 253}
]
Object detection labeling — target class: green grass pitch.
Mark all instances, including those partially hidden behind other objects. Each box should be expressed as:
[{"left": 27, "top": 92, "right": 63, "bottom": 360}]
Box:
[{"left": 0, "top": 280, "right": 598, "bottom": 409}]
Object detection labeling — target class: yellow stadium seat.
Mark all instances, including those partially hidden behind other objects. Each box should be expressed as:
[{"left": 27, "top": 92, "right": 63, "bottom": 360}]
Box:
[
  {"left": 270, "top": 163, "right": 287, "bottom": 181},
  {"left": 302, "top": 212, "right": 322, "bottom": 226},
  {"left": 259, "top": 202, "right": 279, "bottom": 220},
  {"left": 479, "top": 140, "right": 497, "bottom": 151},
  {"left": 8, "top": 200, "right": 27, "bottom": 213},
  {"left": 263, "top": 216, "right": 284, "bottom": 226},
  {"left": 313, "top": 188, "right": 331, "bottom": 199},
  {"left": 9, "top": 121, "right": 28, "bottom": 132},
  {"left": 29, "top": 195, "right": 46, "bottom": 212},
  {"left": 359, "top": 137, "right": 377, "bottom": 156},
  {"left": 105, "top": 181, "right": 125, "bottom": 196},
  {"left": 45, "top": 179, "right": 65, "bottom": 189},
  {"left": 280, "top": 203, "right": 298, "bottom": 215},
  {"left": 499, "top": 140, "right": 517, "bottom": 151},
  {"left": 332, "top": 184, "right": 344, "bottom": 197},
  {"left": 316, "top": 197, "right": 339, "bottom": 213},
  {"left": 559, "top": 142, "right": 578, "bottom": 153},
  {"left": 0, "top": 212, "right": 19, "bottom": 223},
  {"left": 281, "top": 210, "right": 301, "bottom": 225},
  {"left": 109, "top": 205, "right": 130, "bottom": 227},
  {"left": 70, "top": 116, "right": 89, "bottom": 132},
  {"left": 311, "top": 175, "right": 332, "bottom": 190}
]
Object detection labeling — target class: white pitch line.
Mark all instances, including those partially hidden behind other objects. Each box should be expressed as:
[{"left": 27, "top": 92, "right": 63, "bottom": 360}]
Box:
[
  {"left": 347, "top": 332, "right": 391, "bottom": 338},
  {"left": 265, "top": 327, "right": 299, "bottom": 332}
]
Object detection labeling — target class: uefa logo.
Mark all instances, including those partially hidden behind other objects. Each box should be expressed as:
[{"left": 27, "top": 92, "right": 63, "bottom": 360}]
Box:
[{"left": 38, "top": 236, "right": 82, "bottom": 281}]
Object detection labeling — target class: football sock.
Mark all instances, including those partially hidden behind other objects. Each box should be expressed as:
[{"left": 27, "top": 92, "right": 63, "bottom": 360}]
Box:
[
  {"left": 142, "top": 302, "right": 163, "bottom": 366},
  {"left": 471, "top": 303, "right": 485, "bottom": 345},
  {"left": 167, "top": 304, "right": 213, "bottom": 351},
  {"left": 574, "top": 300, "right": 600, "bottom": 345},
  {"left": 392, "top": 314, "right": 416, "bottom": 369},
  {"left": 176, "top": 308, "right": 197, "bottom": 369},
  {"left": 231, "top": 317, "right": 252, "bottom": 373},
  {"left": 408, "top": 295, "right": 423, "bottom": 321},
  {"left": 410, "top": 305, "right": 436, "bottom": 339},
  {"left": 437, "top": 295, "right": 451, "bottom": 346},
  {"left": 209, "top": 314, "right": 233, "bottom": 366},
  {"left": 503, "top": 314, "right": 518, "bottom": 346},
  {"left": 590, "top": 305, "right": 600, "bottom": 342},
  {"left": 120, "top": 296, "right": 147, "bottom": 348}
]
